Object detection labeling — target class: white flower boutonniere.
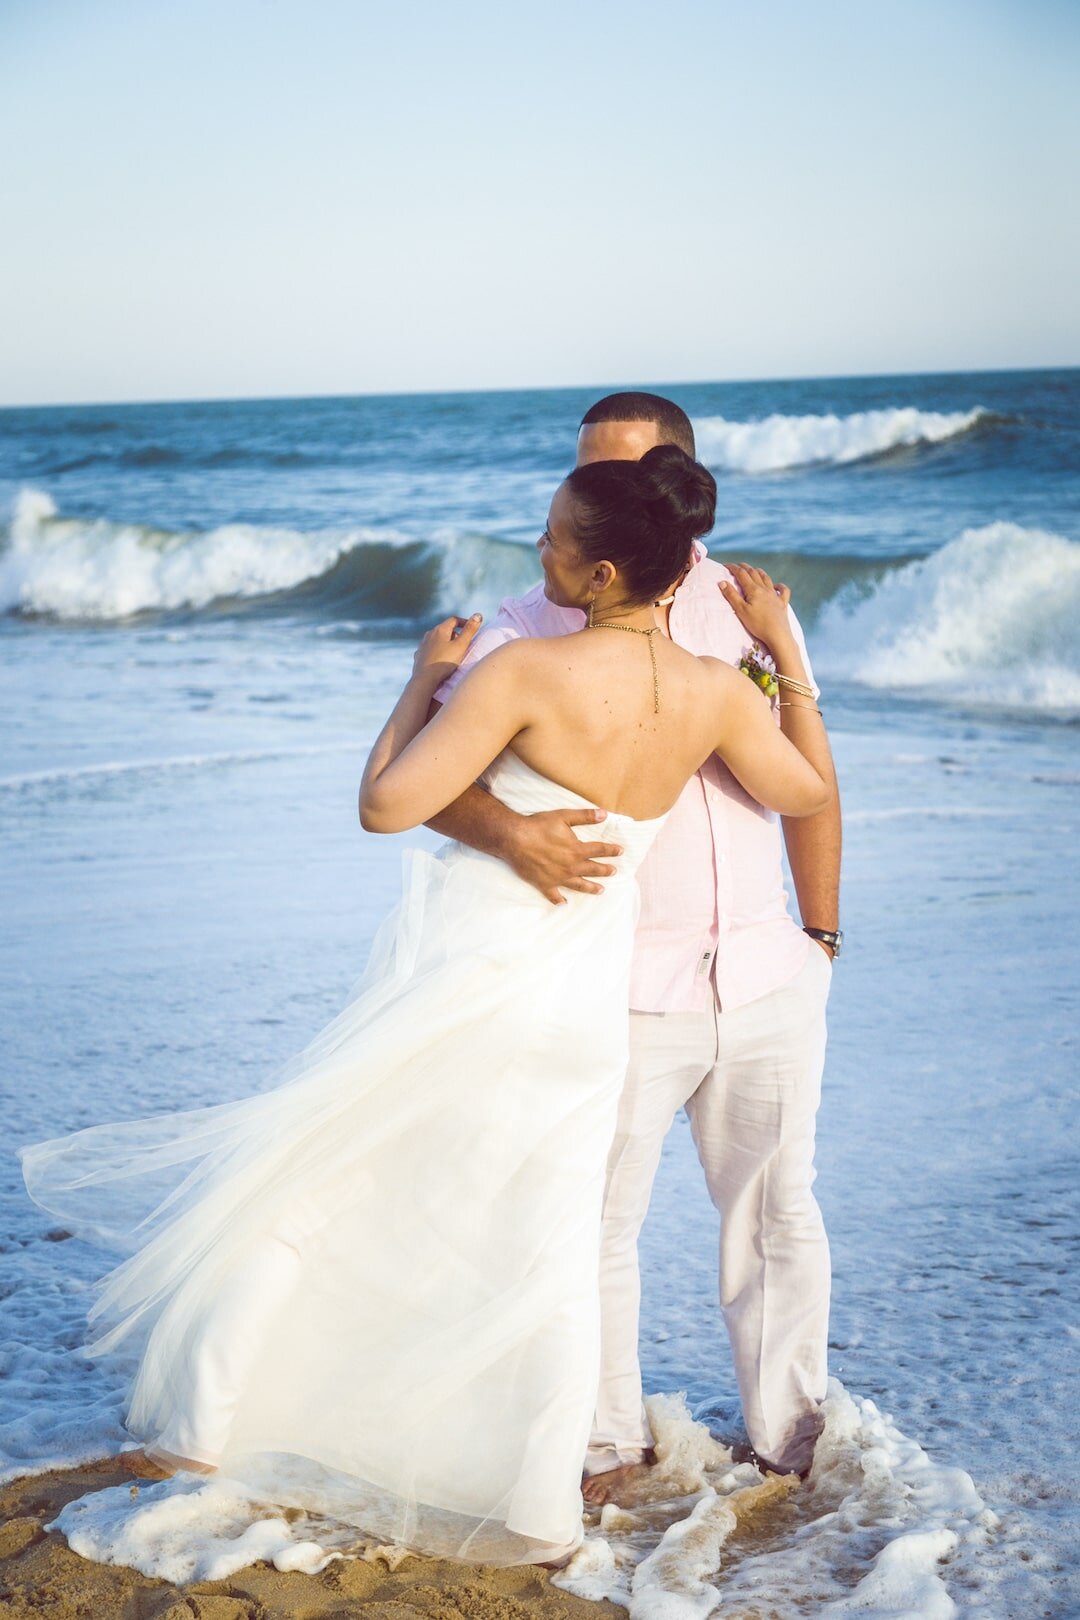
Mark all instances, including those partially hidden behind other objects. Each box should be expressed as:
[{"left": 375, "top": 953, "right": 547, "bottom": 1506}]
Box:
[{"left": 739, "top": 641, "right": 779, "bottom": 700}]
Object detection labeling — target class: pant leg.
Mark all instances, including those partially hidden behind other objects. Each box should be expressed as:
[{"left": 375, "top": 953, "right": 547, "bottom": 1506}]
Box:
[
  {"left": 685, "top": 946, "right": 832, "bottom": 1474},
  {"left": 586, "top": 1008, "right": 716, "bottom": 1476}
]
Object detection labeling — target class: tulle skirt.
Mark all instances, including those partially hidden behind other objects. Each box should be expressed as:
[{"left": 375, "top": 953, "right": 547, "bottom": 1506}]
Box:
[{"left": 20, "top": 841, "right": 640, "bottom": 1562}]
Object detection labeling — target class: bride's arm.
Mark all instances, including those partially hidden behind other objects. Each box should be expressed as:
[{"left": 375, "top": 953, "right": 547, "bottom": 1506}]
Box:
[
  {"left": 708, "top": 661, "right": 832, "bottom": 818},
  {"left": 715, "top": 563, "right": 838, "bottom": 822},
  {"left": 360, "top": 620, "right": 536, "bottom": 833}
]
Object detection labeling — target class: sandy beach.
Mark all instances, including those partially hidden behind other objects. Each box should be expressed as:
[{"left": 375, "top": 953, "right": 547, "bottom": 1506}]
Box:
[{"left": 0, "top": 1458, "right": 625, "bottom": 1620}]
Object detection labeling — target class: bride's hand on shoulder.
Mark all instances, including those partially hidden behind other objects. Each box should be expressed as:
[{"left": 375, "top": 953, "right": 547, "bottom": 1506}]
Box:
[
  {"left": 412, "top": 613, "right": 483, "bottom": 681},
  {"left": 718, "top": 563, "right": 795, "bottom": 654}
]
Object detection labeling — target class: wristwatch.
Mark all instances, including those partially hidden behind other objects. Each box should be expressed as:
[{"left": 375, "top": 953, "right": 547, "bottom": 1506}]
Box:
[{"left": 804, "top": 926, "right": 843, "bottom": 958}]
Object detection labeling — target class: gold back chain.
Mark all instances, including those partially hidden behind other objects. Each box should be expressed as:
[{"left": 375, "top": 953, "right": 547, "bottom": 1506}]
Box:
[{"left": 587, "top": 621, "right": 661, "bottom": 714}]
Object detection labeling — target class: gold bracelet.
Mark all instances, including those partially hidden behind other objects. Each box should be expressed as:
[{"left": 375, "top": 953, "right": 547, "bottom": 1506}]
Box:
[
  {"left": 778, "top": 701, "right": 823, "bottom": 715},
  {"left": 775, "top": 672, "right": 816, "bottom": 697}
]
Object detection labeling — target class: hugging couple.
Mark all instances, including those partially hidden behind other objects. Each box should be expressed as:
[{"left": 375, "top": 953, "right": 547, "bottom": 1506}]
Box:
[{"left": 22, "top": 390, "right": 842, "bottom": 1568}]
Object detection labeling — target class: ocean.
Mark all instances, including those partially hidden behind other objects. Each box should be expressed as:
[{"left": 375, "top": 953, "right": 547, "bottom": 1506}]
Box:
[{"left": 1, "top": 370, "right": 1077, "bottom": 1616}]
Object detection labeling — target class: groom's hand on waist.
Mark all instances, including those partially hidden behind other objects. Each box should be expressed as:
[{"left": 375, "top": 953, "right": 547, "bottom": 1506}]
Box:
[{"left": 504, "top": 809, "right": 623, "bottom": 906}]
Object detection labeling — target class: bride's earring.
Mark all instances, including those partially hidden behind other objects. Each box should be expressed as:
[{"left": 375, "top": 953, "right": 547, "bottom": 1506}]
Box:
[{"left": 586, "top": 593, "right": 596, "bottom": 628}]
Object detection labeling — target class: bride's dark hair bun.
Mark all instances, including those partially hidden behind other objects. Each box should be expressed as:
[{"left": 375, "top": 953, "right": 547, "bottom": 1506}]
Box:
[
  {"left": 565, "top": 446, "right": 717, "bottom": 605},
  {"left": 636, "top": 444, "right": 717, "bottom": 540}
]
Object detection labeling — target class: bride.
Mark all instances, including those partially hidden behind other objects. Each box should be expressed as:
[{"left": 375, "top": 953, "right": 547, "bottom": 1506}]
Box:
[{"left": 20, "top": 445, "right": 831, "bottom": 1567}]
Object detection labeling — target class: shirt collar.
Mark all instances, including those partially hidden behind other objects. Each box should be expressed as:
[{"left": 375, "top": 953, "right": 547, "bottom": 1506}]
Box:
[{"left": 672, "top": 539, "right": 710, "bottom": 594}]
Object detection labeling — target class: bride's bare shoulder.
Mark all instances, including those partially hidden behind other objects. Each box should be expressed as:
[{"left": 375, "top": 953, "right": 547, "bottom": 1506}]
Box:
[
  {"left": 488, "top": 632, "right": 588, "bottom": 672},
  {"left": 452, "top": 634, "right": 574, "bottom": 697},
  {"left": 696, "top": 654, "right": 746, "bottom": 692},
  {"left": 461, "top": 635, "right": 552, "bottom": 677}
]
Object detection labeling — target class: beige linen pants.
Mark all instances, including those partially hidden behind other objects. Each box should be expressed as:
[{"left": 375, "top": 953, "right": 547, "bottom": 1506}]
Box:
[{"left": 586, "top": 944, "right": 832, "bottom": 1477}]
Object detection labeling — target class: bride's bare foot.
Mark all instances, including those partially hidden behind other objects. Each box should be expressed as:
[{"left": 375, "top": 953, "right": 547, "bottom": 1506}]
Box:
[
  {"left": 122, "top": 1448, "right": 216, "bottom": 1479},
  {"left": 122, "top": 1450, "right": 174, "bottom": 1480},
  {"left": 581, "top": 1450, "right": 657, "bottom": 1507},
  {"left": 536, "top": 1535, "right": 585, "bottom": 1571}
]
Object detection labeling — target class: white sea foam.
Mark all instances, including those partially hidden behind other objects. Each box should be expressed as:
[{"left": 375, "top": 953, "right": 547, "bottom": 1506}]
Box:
[
  {"left": 0, "top": 489, "right": 533, "bottom": 622},
  {"left": 0, "top": 744, "right": 356, "bottom": 794},
  {"left": 51, "top": 1474, "right": 341, "bottom": 1582},
  {"left": 625, "top": 1492, "right": 738, "bottom": 1619},
  {"left": 37, "top": 1386, "right": 990, "bottom": 1615},
  {"left": 694, "top": 406, "right": 989, "bottom": 473},
  {"left": 566, "top": 1386, "right": 997, "bottom": 1613},
  {"left": 554, "top": 1386, "right": 993, "bottom": 1617},
  {"left": 815, "top": 521, "right": 1080, "bottom": 714},
  {"left": 0, "top": 490, "right": 379, "bottom": 618}
]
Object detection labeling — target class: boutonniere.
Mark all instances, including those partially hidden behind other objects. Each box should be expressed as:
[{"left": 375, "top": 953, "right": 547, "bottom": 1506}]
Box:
[{"left": 739, "top": 641, "right": 779, "bottom": 700}]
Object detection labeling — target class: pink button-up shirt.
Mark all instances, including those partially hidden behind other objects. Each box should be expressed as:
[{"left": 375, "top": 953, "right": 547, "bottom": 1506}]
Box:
[{"left": 436, "top": 546, "right": 816, "bottom": 1013}]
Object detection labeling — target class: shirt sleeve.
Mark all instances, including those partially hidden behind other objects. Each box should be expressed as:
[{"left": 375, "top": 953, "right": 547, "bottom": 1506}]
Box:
[{"left": 432, "top": 617, "right": 525, "bottom": 704}]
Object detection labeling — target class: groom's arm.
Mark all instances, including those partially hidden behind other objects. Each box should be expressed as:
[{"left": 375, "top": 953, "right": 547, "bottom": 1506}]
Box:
[
  {"left": 776, "top": 608, "right": 842, "bottom": 948},
  {"left": 716, "top": 570, "right": 842, "bottom": 948},
  {"left": 423, "top": 708, "right": 624, "bottom": 905},
  {"left": 782, "top": 790, "right": 842, "bottom": 945}
]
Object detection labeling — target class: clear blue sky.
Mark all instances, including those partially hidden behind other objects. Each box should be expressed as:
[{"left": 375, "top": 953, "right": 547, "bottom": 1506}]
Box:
[{"left": 1, "top": 0, "right": 1077, "bottom": 405}]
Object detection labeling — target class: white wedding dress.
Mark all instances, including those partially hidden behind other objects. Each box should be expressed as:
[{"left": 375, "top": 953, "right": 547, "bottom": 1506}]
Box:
[{"left": 20, "top": 750, "right": 668, "bottom": 1564}]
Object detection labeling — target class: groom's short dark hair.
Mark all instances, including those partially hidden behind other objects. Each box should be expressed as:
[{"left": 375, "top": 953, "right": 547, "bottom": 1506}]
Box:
[{"left": 580, "top": 392, "right": 696, "bottom": 458}]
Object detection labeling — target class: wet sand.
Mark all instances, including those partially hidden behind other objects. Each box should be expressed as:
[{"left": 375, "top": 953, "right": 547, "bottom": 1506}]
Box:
[{"left": 0, "top": 1457, "right": 623, "bottom": 1620}]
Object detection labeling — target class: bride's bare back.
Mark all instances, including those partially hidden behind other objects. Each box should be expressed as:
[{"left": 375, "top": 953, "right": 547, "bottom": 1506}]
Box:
[
  {"left": 360, "top": 620, "right": 829, "bottom": 835},
  {"left": 506, "top": 630, "right": 747, "bottom": 820}
]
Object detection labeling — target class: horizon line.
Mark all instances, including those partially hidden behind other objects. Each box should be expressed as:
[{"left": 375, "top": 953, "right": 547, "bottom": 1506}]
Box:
[{"left": 2, "top": 361, "right": 1078, "bottom": 415}]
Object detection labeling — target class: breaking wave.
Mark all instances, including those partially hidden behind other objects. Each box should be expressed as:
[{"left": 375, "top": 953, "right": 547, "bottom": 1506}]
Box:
[
  {"left": 0, "top": 490, "right": 537, "bottom": 625},
  {"left": 815, "top": 521, "right": 1080, "bottom": 715},
  {"left": 5, "top": 493, "right": 1077, "bottom": 717},
  {"left": 694, "top": 405, "right": 995, "bottom": 473}
]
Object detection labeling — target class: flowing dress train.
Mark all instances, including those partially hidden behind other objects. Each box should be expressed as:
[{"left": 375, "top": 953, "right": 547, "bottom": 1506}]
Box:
[{"left": 20, "top": 750, "right": 668, "bottom": 1564}]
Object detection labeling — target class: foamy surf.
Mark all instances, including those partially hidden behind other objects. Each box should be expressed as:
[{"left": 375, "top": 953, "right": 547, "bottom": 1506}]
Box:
[
  {"left": 0, "top": 744, "right": 356, "bottom": 796},
  {"left": 0, "top": 489, "right": 375, "bottom": 618},
  {"left": 44, "top": 1384, "right": 992, "bottom": 1616},
  {"left": 554, "top": 1385, "right": 993, "bottom": 1616},
  {"left": 0, "top": 489, "right": 536, "bottom": 623},
  {"left": 693, "top": 406, "right": 991, "bottom": 473},
  {"left": 815, "top": 520, "right": 1080, "bottom": 715},
  {"left": 5, "top": 493, "right": 1075, "bottom": 723},
  {"left": 52, "top": 1474, "right": 343, "bottom": 1582}
]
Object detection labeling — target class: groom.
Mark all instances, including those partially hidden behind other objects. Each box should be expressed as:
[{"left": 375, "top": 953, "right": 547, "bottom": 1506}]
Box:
[{"left": 427, "top": 391, "right": 842, "bottom": 1490}]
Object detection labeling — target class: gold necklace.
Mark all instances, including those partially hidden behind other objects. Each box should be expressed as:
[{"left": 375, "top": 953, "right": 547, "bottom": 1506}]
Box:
[{"left": 588, "top": 617, "right": 661, "bottom": 714}]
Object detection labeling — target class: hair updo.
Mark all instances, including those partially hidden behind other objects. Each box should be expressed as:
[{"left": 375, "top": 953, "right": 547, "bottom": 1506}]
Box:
[{"left": 564, "top": 445, "right": 717, "bottom": 605}]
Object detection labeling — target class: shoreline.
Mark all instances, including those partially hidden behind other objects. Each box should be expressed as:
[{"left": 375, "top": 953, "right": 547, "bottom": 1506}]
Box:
[{"left": 0, "top": 1457, "right": 624, "bottom": 1620}]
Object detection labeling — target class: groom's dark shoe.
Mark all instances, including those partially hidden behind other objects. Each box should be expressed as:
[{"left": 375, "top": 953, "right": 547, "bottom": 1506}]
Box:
[
  {"left": 728, "top": 1439, "right": 812, "bottom": 1481},
  {"left": 702, "top": 1391, "right": 822, "bottom": 1482}
]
